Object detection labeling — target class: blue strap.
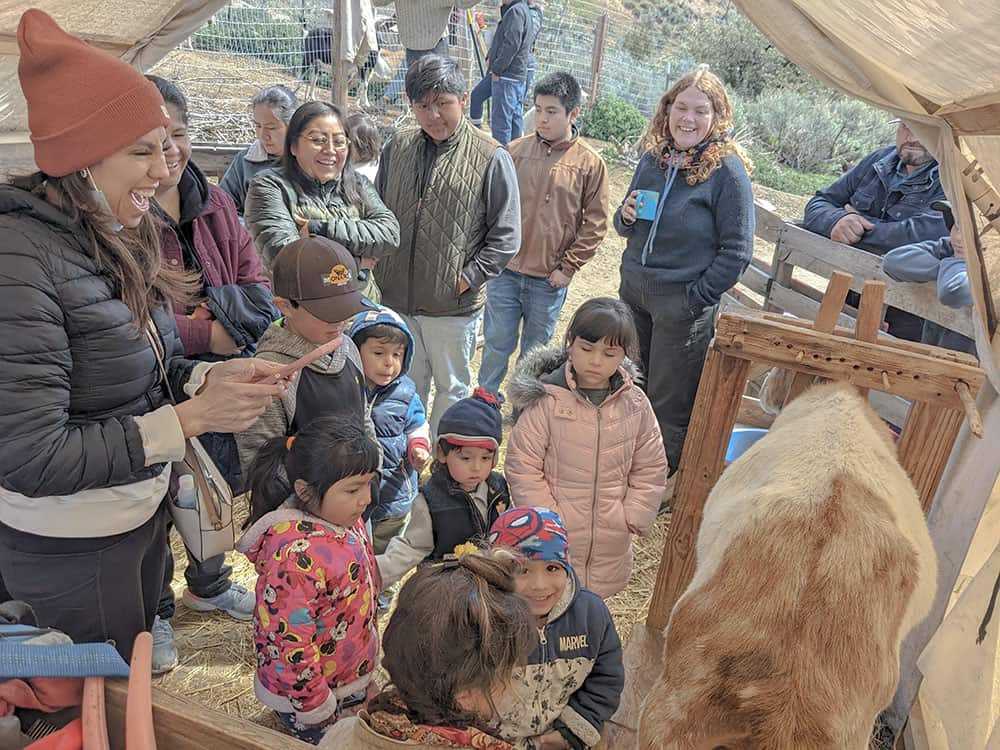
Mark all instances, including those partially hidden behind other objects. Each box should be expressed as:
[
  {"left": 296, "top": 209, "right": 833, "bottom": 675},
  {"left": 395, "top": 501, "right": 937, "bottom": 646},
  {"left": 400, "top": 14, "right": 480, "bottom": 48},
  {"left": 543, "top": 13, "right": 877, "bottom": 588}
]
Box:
[
  {"left": 0, "top": 643, "right": 130, "bottom": 679},
  {"left": 641, "top": 150, "right": 680, "bottom": 266}
]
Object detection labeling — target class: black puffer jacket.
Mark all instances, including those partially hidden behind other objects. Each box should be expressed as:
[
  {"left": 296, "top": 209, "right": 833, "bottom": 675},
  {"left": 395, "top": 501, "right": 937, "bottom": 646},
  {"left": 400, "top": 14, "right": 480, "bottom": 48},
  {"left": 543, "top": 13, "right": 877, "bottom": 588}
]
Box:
[{"left": 0, "top": 184, "right": 195, "bottom": 498}]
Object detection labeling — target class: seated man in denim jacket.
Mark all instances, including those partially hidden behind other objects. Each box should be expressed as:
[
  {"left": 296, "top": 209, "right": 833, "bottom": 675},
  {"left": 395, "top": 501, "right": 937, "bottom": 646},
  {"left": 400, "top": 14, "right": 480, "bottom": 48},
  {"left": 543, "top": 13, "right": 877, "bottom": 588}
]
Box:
[{"left": 803, "top": 120, "right": 948, "bottom": 340}]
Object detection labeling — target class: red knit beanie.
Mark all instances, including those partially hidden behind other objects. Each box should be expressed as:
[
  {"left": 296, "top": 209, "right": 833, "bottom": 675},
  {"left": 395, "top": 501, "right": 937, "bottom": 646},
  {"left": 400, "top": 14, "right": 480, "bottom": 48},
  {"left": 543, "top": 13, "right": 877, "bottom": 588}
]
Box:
[{"left": 16, "top": 9, "right": 170, "bottom": 177}]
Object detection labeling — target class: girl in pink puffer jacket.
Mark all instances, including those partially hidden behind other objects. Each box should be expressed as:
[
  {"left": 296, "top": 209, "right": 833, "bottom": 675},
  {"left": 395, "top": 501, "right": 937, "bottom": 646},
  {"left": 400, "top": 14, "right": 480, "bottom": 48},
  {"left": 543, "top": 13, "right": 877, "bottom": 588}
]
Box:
[{"left": 504, "top": 298, "right": 669, "bottom": 598}]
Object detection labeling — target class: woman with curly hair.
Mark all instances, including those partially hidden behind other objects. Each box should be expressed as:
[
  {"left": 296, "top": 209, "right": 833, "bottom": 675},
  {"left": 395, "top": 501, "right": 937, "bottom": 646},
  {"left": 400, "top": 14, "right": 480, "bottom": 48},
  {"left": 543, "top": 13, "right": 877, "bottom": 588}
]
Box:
[{"left": 614, "top": 66, "right": 754, "bottom": 475}]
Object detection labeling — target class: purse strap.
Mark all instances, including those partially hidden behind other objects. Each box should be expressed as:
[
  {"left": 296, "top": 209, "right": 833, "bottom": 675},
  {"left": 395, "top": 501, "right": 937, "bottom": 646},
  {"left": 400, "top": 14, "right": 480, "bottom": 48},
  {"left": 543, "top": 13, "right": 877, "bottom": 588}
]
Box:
[
  {"left": 145, "top": 322, "right": 227, "bottom": 530},
  {"left": 144, "top": 321, "right": 177, "bottom": 405}
]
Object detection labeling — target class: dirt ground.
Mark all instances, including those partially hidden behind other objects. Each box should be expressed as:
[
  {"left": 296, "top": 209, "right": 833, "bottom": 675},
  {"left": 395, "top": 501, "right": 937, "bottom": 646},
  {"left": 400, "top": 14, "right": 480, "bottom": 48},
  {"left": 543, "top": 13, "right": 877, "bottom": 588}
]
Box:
[{"left": 157, "top": 154, "right": 806, "bottom": 728}]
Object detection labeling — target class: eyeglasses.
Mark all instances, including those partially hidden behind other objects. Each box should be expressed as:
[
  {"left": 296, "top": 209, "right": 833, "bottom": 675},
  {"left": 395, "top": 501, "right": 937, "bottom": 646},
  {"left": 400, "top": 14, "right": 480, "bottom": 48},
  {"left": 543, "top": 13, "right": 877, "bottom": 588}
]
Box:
[{"left": 303, "top": 134, "right": 350, "bottom": 151}]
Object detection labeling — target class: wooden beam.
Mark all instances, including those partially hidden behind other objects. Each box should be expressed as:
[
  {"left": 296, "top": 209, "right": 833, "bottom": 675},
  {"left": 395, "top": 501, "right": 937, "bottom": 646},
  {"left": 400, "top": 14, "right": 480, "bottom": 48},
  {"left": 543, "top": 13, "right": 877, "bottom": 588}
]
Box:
[
  {"left": 854, "top": 280, "right": 886, "bottom": 398},
  {"left": 737, "top": 395, "right": 775, "bottom": 429},
  {"left": 767, "top": 284, "right": 857, "bottom": 329},
  {"left": 646, "top": 350, "right": 750, "bottom": 629},
  {"left": 775, "top": 223, "right": 974, "bottom": 337},
  {"left": 739, "top": 263, "right": 771, "bottom": 297},
  {"left": 715, "top": 312, "right": 983, "bottom": 410},
  {"left": 190, "top": 143, "right": 244, "bottom": 178},
  {"left": 754, "top": 199, "right": 785, "bottom": 243},
  {"left": 759, "top": 313, "right": 980, "bottom": 366},
  {"left": 104, "top": 679, "right": 308, "bottom": 750},
  {"left": 763, "top": 238, "right": 793, "bottom": 313},
  {"left": 897, "top": 403, "right": 965, "bottom": 513},
  {"left": 784, "top": 271, "right": 854, "bottom": 405}
]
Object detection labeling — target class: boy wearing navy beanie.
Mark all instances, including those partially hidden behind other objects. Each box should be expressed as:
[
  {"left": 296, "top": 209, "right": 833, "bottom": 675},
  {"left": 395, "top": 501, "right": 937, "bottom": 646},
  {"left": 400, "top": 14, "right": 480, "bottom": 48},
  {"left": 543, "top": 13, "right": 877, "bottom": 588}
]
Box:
[{"left": 377, "top": 388, "right": 511, "bottom": 587}]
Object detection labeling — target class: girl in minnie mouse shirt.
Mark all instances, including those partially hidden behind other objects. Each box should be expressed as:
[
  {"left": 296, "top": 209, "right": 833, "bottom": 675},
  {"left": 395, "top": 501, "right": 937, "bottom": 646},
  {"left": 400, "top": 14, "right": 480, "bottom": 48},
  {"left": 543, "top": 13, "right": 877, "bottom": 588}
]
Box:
[{"left": 237, "top": 415, "right": 381, "bottom": 744}]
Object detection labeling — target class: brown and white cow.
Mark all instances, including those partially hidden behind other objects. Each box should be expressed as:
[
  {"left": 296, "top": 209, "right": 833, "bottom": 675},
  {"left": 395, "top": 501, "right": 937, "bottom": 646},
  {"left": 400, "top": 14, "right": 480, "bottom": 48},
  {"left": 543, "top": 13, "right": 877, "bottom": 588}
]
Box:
[{"left": 638, "top": 382, "right": 937, "bottom": 749}]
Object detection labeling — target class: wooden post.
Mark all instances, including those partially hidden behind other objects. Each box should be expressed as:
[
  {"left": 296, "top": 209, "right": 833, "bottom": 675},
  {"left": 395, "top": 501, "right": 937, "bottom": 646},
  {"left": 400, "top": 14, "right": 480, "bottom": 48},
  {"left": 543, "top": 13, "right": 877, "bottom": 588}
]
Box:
[
  {"left": 764, "top": 232, "right": 793, "bottom": 312},
  {"left": 646, "top": 348, "right": 751, "bottom": 629},
  {"left": 897, "top": 403, "right": 965, "bottom": 513},
  {"left": 886, "top": 384, "right": 1000, "bottom": 740},
  {"left": 330, "top": 0, "right": 349, "bottom": 108},
  {"left": 589, "top": 13, "right": 608, "bottom": 104},
  {"left": 783, "top": 270, "right": 853, "bottom": 405}
]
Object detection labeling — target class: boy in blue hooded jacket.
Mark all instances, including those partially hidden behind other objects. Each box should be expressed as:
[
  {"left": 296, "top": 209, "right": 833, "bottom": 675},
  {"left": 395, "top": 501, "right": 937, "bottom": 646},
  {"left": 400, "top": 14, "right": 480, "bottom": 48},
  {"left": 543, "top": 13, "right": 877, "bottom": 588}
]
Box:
[{"left": 349, "top": 308, "right": 432, "bottom": 559}]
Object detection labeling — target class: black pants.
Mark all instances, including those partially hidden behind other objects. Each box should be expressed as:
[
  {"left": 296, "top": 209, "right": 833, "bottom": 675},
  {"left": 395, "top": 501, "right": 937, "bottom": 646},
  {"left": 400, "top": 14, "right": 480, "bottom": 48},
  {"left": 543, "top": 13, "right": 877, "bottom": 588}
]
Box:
[
  {"left": 0, "top": 504, "right": 169, "bottom": 661},
  {"left": 621, "top": 278, "right": 716, "bottom": 474},
  {"left": 156, "top": 530, "right": 233, "bottom": 621}
]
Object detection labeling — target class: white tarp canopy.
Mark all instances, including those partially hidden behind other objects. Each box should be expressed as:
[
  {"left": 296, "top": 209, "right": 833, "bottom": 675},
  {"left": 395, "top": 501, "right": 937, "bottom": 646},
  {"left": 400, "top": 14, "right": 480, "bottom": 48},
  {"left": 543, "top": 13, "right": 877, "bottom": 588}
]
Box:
[
  {"left": 733, "top": 2, "right": 1000, "bottom": 742},
  {"left": 0, "top": 0, "right": 226, "bottom": 134},
  {"left": 734, "top": 0, "right": 1000, "bottom": 382}
]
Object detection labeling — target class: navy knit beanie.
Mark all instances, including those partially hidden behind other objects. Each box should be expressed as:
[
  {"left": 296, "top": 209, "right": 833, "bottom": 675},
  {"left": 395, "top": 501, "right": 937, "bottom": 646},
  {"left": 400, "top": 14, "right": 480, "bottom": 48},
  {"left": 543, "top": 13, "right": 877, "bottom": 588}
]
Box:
[{"left": 437, "top": 387, "right": 503, "bottom": 451}]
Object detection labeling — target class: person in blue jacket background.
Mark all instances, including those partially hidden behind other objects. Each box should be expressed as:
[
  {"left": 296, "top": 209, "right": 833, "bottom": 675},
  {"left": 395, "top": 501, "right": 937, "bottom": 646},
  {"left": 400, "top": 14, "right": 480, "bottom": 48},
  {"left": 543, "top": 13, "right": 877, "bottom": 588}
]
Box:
[{"left": 883, "top": 200, "right": 976, "bottom": 355}]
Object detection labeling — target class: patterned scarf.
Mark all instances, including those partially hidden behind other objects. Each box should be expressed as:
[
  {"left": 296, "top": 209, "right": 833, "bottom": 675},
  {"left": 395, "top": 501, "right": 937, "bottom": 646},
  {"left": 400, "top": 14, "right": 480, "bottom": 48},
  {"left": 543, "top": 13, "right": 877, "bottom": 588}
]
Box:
[
  {"left": 364, "top": 702, "right": 514, "bottom": 749},
  {"left": 657, "top": 133, "right": 738, "bottom": 185}
]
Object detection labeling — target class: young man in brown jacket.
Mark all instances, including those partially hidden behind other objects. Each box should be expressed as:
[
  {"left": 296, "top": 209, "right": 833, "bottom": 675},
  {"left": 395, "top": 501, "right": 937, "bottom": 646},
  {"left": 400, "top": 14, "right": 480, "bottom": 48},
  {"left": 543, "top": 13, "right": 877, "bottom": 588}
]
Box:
[{"left": 479, "top": 72, "right": 609, "bottom": 400}]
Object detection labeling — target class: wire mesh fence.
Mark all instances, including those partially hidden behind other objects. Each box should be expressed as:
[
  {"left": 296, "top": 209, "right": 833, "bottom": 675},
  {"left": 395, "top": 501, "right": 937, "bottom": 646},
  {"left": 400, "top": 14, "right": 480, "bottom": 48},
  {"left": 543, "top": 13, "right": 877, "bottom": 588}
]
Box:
[{"left": 149, "top": 0, "right": 685, "bottom": 144}]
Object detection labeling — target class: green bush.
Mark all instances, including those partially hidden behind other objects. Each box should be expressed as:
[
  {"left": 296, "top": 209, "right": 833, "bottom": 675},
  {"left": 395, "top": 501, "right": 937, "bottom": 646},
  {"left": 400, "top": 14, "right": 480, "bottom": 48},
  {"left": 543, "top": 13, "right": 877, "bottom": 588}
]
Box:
[
  {"left": 735, "top": 90, "right": 894, "bottom": 174},
  {"left": 581, "top": 96, "right": 647, "bottom": 143},
  {"left": 749, "top": 148, "right": 838, "bottom": 196},
  {"left": 677, "top": 13, "right": 813, "bottom": 98}
]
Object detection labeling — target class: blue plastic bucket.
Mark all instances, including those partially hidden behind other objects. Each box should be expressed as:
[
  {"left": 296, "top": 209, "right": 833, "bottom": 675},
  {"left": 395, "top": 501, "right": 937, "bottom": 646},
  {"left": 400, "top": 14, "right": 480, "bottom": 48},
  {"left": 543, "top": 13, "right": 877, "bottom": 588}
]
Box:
[{"left": 725, "top": 428, "right": 768, "bottom": 463}]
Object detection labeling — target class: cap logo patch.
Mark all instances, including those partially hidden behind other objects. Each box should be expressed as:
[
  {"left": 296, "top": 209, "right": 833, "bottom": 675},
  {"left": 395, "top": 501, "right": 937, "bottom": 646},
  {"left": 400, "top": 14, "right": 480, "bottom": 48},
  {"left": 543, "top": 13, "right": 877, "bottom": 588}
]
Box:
[{"left": 325, "top": 264, "right": 352, "bottom": 287}]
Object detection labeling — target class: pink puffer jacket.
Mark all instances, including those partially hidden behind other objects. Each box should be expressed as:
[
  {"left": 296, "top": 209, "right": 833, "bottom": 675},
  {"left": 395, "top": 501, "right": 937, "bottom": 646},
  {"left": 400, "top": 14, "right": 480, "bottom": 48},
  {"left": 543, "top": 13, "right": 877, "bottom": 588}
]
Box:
[{"left": 504, "top": 348, "right": 668, "bottom": 598}]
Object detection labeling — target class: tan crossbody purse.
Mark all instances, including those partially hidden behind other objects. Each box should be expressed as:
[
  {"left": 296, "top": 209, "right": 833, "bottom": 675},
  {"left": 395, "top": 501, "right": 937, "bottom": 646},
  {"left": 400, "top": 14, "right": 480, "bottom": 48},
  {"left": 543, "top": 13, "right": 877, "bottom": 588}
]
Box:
[{"left": 146, "top": 322, "right": 236, "bottom": 562}]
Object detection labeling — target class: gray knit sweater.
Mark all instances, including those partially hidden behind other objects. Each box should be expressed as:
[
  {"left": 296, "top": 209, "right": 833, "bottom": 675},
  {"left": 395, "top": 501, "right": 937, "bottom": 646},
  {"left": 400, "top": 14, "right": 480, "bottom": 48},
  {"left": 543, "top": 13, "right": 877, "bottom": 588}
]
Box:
[
  {"left": 374, "top": 0, "right": 480, "bottom": 50},
  {"left": 614, "top": 152, "right": 754, "bottom": 311}
]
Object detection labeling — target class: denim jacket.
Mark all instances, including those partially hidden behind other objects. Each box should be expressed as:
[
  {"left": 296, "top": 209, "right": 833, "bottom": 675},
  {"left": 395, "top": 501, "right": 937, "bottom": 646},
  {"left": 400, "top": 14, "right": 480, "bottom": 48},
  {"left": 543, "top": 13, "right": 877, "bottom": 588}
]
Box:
[{"left": 803, "top": 146, "right": 947, "bottom": 255}]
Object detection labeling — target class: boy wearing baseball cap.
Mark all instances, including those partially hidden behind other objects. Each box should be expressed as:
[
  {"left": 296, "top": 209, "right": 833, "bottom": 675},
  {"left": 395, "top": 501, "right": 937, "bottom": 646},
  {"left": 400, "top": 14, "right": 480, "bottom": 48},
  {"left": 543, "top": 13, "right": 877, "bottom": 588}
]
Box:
[
  {"left": 489, "top": 507, "right": 624, "bottom": 750},
  {"left": 235, "top": 236, "right": 377, "bottom": 473},
  {"left": 377, "top": 387, "right": 511, "bottom": 588}
]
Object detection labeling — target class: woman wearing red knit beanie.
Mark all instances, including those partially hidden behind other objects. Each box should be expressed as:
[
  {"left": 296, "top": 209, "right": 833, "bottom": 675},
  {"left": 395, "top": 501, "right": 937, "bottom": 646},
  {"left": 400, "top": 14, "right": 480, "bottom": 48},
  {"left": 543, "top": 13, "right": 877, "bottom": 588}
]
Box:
[{"left": 0, "top": 9, "right": 287, "bottom": 661}]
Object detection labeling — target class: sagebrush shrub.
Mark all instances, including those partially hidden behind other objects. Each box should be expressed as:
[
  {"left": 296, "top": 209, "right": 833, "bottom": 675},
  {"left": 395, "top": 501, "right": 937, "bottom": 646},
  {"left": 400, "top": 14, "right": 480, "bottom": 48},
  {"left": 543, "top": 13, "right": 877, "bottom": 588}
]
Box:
[{"left": 581, "top": 96, "right": 647, "bottom": 143}]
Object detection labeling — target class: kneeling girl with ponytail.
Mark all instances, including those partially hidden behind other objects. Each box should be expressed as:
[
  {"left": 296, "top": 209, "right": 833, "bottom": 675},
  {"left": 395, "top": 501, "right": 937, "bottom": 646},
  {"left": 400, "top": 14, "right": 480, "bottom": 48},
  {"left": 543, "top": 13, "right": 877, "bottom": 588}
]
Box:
[{"left": 237, "top": 415, "right": 381, "bottom": 743}]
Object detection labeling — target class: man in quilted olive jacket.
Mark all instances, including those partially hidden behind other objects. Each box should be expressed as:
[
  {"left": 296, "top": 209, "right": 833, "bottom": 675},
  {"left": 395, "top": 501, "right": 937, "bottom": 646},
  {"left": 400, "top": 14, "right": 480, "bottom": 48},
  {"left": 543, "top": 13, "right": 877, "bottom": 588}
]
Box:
[{"left": 376, "top": 54, "right": 521, "bottom": 434}]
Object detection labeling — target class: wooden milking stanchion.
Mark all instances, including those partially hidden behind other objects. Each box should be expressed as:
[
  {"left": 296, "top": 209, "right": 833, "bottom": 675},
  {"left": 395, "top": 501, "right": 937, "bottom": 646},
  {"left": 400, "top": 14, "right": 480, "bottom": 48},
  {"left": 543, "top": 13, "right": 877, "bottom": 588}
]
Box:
[{"left": 603, "top": 277, "right": 985, "bottom": 747}]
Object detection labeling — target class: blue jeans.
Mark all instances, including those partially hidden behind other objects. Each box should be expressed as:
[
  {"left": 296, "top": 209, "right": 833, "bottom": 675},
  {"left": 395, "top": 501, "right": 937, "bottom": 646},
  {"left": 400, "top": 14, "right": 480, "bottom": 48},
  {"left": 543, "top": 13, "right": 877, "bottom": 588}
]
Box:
[
  {"left": 383, "top": 39, "right": 449, "bottom": 102},
  {"left": 403, "top": 311, "right": 482, "bottom": 436},
  {"left": 491, "top": 76, "right": 526, "bottom": 145},
  {"left": 471, "top": 67, "right": 533, "bottom": 128},
  {"left": 479, "top": 269, "right": 568, "bottom": 399},
  {"left": 469, "top": 74, "right": 492, "bottom": 122}
]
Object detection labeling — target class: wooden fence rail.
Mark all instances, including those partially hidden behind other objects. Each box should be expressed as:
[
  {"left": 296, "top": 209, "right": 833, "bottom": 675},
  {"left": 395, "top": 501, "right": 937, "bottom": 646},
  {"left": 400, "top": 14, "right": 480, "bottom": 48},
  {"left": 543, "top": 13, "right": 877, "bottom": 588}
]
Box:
[{"left": 732, "top": 200, "right": 974, "bottom": 338}]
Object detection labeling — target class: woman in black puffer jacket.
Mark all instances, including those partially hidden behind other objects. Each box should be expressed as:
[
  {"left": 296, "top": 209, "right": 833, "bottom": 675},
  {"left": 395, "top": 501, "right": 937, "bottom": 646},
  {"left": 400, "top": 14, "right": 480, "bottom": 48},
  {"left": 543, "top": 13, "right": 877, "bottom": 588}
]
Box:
[{"left": 0, "top": 10, "right": 285, "bottom": 660}]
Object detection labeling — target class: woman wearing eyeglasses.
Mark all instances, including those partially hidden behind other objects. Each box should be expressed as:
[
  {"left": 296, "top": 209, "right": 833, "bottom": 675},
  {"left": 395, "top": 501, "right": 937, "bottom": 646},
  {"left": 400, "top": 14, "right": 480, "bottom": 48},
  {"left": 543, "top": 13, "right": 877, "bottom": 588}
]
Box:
[{"left": 245, "top": 102, "right": 400, "bottom": 301}]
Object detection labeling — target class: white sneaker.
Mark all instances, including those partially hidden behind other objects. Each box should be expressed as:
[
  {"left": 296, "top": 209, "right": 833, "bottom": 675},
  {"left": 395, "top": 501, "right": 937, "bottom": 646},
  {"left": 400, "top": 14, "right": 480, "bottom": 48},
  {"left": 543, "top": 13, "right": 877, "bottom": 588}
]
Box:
[
  {"left": 182, "top": 583, "right": 255, "bottom": 621},
  {"left": 151, "top": 615, "right": 178, "bottom": 675}
]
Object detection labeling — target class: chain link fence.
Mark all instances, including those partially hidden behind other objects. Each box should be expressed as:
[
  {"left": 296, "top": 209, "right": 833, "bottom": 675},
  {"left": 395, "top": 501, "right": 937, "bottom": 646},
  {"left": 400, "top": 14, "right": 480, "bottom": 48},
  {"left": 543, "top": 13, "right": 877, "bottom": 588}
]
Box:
[{"left": 149, "top": 0, "right": 683, "bottom": 143}]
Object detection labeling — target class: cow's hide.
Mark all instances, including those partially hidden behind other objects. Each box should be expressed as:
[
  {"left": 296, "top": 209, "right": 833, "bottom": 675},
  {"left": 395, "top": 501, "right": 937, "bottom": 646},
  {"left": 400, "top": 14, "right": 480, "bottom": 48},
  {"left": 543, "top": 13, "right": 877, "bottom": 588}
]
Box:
[{"left": 638, "top": 382, "right": 937, "bottom": 750}]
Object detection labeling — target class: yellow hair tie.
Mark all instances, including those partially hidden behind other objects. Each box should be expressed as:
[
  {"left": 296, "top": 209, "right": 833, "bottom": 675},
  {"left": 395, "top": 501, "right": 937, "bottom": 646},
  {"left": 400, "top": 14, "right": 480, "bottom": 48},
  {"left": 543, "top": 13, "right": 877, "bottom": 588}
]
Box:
[{"left": 452, "top": 541, "right": 479, "bottom": 560}]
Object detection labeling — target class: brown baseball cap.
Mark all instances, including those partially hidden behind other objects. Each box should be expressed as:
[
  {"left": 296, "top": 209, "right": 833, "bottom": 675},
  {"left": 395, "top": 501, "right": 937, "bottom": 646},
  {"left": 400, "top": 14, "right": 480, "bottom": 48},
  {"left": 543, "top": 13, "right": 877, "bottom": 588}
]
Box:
[{"left": 272, "top": 236, "right": 374, "bottom": 323}]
